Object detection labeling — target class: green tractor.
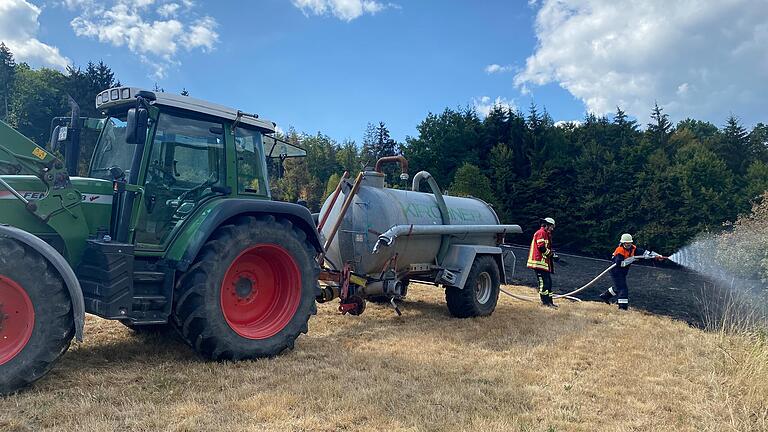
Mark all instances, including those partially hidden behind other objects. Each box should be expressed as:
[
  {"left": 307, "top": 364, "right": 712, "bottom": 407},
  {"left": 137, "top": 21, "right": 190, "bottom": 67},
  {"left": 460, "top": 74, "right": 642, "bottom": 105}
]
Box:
[{"left": 0, "top": 87, "right": 322, "bottom": 394}]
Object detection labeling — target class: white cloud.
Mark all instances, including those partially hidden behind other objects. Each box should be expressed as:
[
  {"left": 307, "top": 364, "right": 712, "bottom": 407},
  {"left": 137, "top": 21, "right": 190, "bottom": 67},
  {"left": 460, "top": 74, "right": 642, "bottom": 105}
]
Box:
[
  {"left": 292, "top": 0, "right": 394, "bottom": 21},
  {"left": 0, "top": 0, "right": 70, "bottom": 69},
  {"left": 68, "top": 0, "right": 219, "bottom": 79},
  {"left": 157, "top": 2, "right": 179, "bottom": 17},
  {"left": 554, "top": 120, "right": 582, "bottom": 128},
  {"left": 484, "top": 64, "right": 513, "bottom": 74},
  {"left": 473, "top": 96, "right": 516, "bottom": 118},
  {"left": 515, "top": 0, "right": 768, "bottom": 124},
  {"left": 181, "top": 16, "right": 218, "bottom": 52}
]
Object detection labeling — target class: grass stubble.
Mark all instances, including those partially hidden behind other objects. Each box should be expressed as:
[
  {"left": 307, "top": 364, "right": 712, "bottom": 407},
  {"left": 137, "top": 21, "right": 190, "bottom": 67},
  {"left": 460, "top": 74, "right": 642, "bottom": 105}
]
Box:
[{"left": 1, "top": 283, "right": 766, "bottom": 432}]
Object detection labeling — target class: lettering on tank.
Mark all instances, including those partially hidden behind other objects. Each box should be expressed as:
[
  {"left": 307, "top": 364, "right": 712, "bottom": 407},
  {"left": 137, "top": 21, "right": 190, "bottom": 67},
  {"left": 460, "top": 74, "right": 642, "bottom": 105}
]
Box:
[{"left": 400, "top": 202, "right": 483, "bottom": 223}]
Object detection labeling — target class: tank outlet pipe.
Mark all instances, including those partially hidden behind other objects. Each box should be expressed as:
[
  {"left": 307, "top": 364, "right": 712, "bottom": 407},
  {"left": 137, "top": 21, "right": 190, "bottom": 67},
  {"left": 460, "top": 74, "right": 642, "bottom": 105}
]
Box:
[
  {"left": 372, "top": 224, "right": 522, "bottom": 254},
  {"left": 411, "top": 170, "right": 452, "bottom": 262}
]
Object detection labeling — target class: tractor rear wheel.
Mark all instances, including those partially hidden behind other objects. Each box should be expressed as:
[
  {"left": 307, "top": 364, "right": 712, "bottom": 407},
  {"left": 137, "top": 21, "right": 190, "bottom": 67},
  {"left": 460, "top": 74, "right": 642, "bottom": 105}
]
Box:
[
  {"left": 0, "top": 238, "right": 74, "bottom": 395},
  {"left": 445, "top": 255, "right": 500, "bottom": 318},
  {"left": 173, "top": 215, "right": 319, "bottom": 360}
]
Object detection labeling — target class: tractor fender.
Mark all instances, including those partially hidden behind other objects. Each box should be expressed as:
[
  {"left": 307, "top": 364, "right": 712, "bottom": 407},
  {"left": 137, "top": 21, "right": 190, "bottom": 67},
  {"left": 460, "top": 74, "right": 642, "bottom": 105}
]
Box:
[
  {"left": 173, "top": 199, "right": 324, "bottom": 272},
  {"left": 0, "top": 224, "right": 85, "bottom": 341}
]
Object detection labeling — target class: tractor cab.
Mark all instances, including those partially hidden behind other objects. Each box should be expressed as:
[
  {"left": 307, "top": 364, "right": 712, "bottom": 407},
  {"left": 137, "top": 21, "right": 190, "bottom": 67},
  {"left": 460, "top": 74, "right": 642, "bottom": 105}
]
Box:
[{"left": 89, "top": 87, "right": 305, "bottom": 249}]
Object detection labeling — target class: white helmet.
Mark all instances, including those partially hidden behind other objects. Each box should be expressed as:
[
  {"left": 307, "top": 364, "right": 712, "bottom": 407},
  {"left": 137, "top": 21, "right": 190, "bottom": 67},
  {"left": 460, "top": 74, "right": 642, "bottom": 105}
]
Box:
[
  {"left": 543, "top": 217, "right": 556, "bottom": 226},
  {"left": 620, "top": 233, "right": 634, "bottom": 243}
]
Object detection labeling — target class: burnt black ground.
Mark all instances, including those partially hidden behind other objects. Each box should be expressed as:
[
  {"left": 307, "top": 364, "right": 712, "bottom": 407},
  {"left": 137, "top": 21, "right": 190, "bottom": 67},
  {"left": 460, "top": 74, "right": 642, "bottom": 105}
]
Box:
[{"left": 502, "top": 245, "right": 707, "bottom": 326}]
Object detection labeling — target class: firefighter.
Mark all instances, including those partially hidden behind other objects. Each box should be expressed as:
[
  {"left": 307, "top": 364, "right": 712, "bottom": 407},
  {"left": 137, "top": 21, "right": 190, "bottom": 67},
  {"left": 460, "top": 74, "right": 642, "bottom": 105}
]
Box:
[
  {"left": 527, "top": 217, "right": 558, "bottom": 308},
  {"left": 599, "top": 233, "right": 665, "bottom": 310}
]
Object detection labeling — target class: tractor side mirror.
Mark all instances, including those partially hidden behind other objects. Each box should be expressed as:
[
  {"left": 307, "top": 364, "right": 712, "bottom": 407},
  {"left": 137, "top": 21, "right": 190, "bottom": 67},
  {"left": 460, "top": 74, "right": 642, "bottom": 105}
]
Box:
[{"left": 126, "top": 108, "right": 148, "bottom": 145}]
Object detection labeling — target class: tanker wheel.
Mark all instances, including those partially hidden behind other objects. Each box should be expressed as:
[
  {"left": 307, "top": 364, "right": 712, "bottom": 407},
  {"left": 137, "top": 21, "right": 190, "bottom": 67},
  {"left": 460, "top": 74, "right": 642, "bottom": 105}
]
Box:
[
  {"left": 445, "top": 255, "right": 500, "bottom": 318},
  {"left": 173, "top": 215, "right": 320, "bottom": 360},
  {"left": 0, "top": 238, "right": 74, "bottom": 395}
]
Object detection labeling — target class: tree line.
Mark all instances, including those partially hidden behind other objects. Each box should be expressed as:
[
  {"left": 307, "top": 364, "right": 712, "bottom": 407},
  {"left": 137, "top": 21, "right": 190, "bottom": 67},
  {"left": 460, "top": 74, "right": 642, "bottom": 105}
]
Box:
[
  {"left": 275, "top": 105, "right": 767, "bottom": 257},
  {"left": 2, "top": 44, "right": 766, "bottom": 257}
]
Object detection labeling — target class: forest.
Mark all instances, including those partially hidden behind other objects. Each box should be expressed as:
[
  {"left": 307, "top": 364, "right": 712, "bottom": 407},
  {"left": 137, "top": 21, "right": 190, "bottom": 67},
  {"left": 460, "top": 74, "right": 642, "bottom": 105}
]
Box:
[{"left": 2, "top": 44, "right": 766, "bottom": 257}]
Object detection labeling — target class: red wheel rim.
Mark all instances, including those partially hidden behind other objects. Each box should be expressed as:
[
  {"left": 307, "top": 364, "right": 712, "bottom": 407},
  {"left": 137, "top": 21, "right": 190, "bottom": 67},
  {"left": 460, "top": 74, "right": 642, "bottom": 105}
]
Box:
[
  {"left": 0, "top": 275, "right": 35, "bottom": 365},
  {"left": 220, "top": 244, "right": 302, "bottom": 340}
]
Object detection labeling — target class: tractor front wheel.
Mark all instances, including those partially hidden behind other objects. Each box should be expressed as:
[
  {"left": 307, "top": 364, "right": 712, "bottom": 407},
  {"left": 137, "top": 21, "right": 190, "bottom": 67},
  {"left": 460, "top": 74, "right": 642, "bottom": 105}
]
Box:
[
  {"left": 173, "top": 215, "right": 319, "bottom": 360},
  {"left": 0, "top": 238, "right": 74, "bottom": 395}
]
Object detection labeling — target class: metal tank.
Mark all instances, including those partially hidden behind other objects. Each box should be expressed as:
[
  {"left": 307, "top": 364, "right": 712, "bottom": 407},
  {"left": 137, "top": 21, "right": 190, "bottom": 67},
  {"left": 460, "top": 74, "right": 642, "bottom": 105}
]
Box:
[{"left": 318, "top": 162, "right": 520, "bottom": 282}]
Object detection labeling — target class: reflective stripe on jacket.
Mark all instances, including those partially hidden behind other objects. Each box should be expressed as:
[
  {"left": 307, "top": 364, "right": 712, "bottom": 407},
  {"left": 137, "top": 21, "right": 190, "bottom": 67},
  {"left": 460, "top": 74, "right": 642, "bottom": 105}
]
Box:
[{"left": 527, "top": 227, "right": 553, "bottom": 272}]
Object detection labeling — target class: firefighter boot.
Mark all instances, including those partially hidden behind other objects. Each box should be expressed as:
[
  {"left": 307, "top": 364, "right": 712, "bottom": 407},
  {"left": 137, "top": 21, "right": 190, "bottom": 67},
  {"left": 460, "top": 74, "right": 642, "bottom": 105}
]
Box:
[
  {"left": 539, "top": 294, "right": 547, "bottom": 305},
  {"left": 599, "top": 291, "right": 612, "bottom": 304},
  {"left": 600, "top": 287, "right": 617, "bottom": 304},
  {"left": 542, "top": 295, "right": 558, "bottom": 309},
  {"left": 617, "top": 299, "right": 629, "bottom": 310}
]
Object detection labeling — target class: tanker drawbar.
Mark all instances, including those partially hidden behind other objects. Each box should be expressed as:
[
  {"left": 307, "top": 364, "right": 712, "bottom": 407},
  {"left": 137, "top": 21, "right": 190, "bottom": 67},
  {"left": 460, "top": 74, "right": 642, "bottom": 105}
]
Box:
[{"left": 316, "top": 156, "right": 522, "bottom": 317}]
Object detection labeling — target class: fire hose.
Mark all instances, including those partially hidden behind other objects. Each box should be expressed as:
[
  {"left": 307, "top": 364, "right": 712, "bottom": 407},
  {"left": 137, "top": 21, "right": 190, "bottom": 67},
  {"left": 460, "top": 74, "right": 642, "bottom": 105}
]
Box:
[
  {"left": 499, "top": 264, "right": 615, "bottom": 303},
  {"left": 500, "top": 251, "right": 663, "bottom": 303}
]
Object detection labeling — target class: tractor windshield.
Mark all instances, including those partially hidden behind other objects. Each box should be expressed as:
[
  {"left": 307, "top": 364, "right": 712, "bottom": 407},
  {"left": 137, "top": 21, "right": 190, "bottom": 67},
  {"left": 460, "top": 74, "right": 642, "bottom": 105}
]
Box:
[{"left": 90, "top": 115, "right": 135, "bottom": 180}]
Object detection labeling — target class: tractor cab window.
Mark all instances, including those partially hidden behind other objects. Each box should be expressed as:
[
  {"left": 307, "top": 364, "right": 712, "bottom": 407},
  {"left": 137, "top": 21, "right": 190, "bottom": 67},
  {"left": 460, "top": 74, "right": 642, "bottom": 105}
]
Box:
[
  {"left": 135, "top": 113, "right": 225, "bottom": 248},
  {"left": 234, "top": 127, "right": 269, "bottom": 196},
  {"left": 90, "top": 116, "right": 134, "bottom": 180}
]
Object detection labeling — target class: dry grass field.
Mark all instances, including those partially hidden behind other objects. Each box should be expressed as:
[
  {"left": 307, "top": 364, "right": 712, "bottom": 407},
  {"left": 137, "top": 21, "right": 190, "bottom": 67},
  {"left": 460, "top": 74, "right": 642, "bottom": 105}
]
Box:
[{"left": 1, "top": 283, "right": 766, "bottom": 432}]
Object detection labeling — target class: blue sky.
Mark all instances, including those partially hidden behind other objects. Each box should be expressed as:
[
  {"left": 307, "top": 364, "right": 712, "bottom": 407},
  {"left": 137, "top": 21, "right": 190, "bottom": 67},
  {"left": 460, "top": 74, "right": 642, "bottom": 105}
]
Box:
[{"left": 2, "top": 0, "right": 766, "bottom": 144}]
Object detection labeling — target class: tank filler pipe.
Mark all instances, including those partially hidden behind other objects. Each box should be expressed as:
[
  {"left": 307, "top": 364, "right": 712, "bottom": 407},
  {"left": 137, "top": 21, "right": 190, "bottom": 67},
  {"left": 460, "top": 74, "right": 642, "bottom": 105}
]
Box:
[
  {"left": 411, "top": 170, "right": 452, "bottom": 262},
  {"left": 375, "top": 155, "right": 409, "bottom": 176}
]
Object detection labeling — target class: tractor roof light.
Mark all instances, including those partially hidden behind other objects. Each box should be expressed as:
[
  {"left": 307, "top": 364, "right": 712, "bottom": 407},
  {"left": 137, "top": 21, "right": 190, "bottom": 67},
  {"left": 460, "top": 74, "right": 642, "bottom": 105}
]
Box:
[{"left": 95, "top": 86, "right": 141, "bottom": 110}]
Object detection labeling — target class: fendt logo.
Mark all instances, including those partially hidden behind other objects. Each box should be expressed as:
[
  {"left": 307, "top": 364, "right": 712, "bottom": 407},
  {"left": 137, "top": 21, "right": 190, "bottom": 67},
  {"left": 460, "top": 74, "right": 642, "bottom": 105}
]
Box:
[
  {"left": 21, "top": 192, "right": 45, "bottom": 200},
  {"left": 0, "top": 191, "right": 113, "bottom": 205}
]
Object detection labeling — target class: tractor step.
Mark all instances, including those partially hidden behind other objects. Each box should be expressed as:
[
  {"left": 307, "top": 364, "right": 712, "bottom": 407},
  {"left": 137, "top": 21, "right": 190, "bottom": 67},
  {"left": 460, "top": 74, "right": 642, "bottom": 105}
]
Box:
[
  {"left": 77, "top": 239, "right": 134, "bottom": 319},
  {"left": 132, "top": 271, "right": 165, "bottom": 282},
  {"left": 77, "top": 240, "right": 173, "bottom": 323}
]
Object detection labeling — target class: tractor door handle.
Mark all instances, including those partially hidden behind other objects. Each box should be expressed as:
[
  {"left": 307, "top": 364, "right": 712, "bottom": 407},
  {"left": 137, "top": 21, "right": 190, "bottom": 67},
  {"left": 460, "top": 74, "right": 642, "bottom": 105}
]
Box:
[{"left": 146, "top": 194, "right": 157, "bottom": 213}]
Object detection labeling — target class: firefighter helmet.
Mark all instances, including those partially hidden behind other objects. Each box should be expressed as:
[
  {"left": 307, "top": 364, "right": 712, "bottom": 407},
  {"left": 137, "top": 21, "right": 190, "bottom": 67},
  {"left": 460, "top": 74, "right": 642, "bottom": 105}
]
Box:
[{"left": 620, "top": 233, "right": 634, "bottom": 243}]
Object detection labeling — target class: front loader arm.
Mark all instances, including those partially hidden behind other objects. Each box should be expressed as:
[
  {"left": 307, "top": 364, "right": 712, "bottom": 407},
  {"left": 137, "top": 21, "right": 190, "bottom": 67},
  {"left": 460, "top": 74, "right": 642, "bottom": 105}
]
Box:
[
  {"left": 0, "top": 119, "right": 89, "bottom": 264},
  {"left": 0, "top": 120, "right": 58, "bottom": 175}
]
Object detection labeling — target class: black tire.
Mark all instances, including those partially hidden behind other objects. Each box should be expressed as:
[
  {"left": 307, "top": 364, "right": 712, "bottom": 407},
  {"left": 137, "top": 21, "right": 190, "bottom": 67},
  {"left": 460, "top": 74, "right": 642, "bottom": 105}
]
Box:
[
  {"left": 445, "top": 255, "right": 500, "bottom": 318},
  {"left": 0, "top": 238, "right": 74, "bottom": 395},
  {"left": 173, "top": 215, "right": 320, "bottom": 360}
]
